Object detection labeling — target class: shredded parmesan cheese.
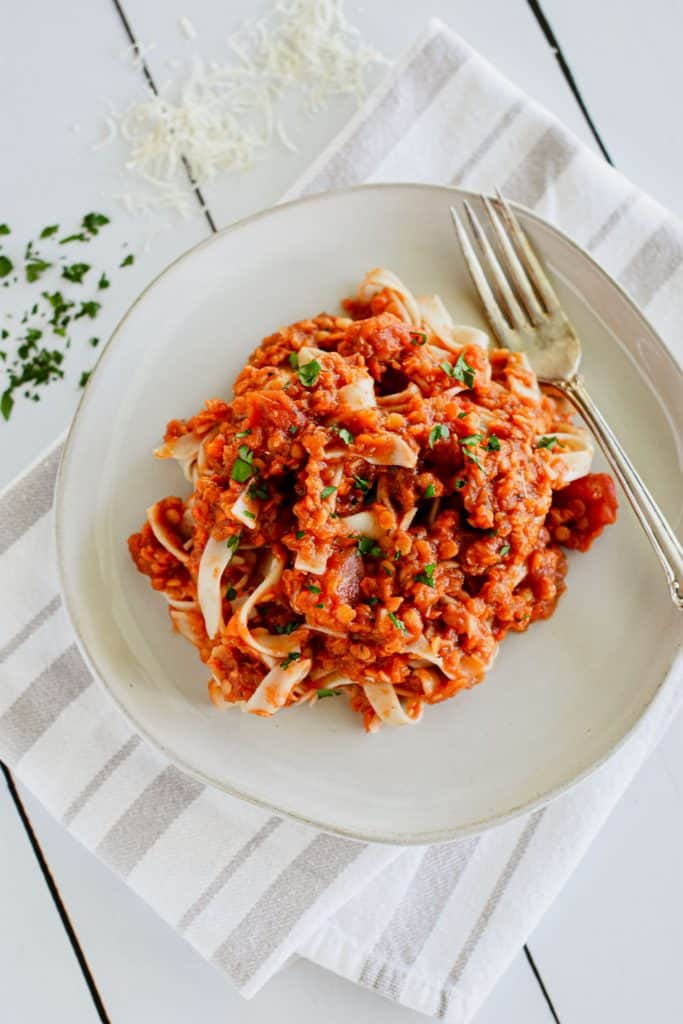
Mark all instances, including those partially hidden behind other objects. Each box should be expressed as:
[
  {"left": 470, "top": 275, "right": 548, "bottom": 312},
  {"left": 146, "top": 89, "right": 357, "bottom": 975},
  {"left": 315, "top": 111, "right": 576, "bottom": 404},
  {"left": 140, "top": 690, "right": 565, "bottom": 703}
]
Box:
[{"left": 102, "top": 0, "right": 390, "bottom": 215}]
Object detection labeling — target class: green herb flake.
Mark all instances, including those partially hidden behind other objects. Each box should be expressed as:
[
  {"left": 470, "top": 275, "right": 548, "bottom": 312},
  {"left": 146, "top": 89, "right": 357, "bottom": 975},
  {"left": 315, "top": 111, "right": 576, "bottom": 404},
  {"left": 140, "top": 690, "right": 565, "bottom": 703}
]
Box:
[
  {"left": 424, "top": 483, "right": 436, "bottom": 498},
  {"left": 40, "top": 225, "right": 59, "bottom": 238},
  {"left": 226, "top": 534, "right": 240, "bottom": 552},
  {"left": 388, "top": 611, "right": 408, "bottom": 634},
  {"left": 1, "top": 390, "right": 14, "bottom": 421},
  {"left": 281, "top": 650, "right": 302, "bottom": 670},
  {"left": 78, "top": 371, "right": 91, "bottom": 388},
  {"left": 120, "top": 253, "right": 134, "bottom": 268},
  {"left": 274, "top": 621, "right": 301, "bottom": 635},
  {"left": 74, "top": 301, "right": 101, "bottom": 320},
  {"left": 59, "top": 233, "right": 88, "bottom": 245},
  {"left": 410, "top": 331, "right": 427, "bottom": 346},
  {"left": 0, "top": 224, "right": 10, "bottom": 236},
  {"left": 499, "top": 543, "right": 511, "bottom": 558},
  {"left": 455, "top": 478, "right": 466, "bottom": 489},
  {"left": 231, "top": 444, "right": 254, "bottom": 482},
  {"left": 487, "top": 435, "right": 501, "bottom": 451},
  {"left": 243, "top": 510, "right": 256, "bottom": 520},
  {"left": 336, "top": 426, "right": 353, "bottom": 445},
  {"left": 82, "top": 212, "right": 110, "bottom": 236},
  {"left": 89, "top": 337, "right": 100, "bottom": 348},
  {"left": 288, "top": 424, "right": 298, "bottom": 435},
  {"left": 460, "top": 433, "right": 484, "bottom": 448},
  {"left": 25, "top": 259, "right": 52, "bottom": 282},
  {"left": 382, "top": 565, "right": 392, "bottom": 577},
  {"left": 452, "top": 352, "right": 476, "bottom": 388},
  {"left": 537, "top": 435, "right": 558, "bottom": 450},
  {"left": 249, "top": 483, "right": 269, "bottom": 501},
  {"left": 62, "top": 263, "right": 91, "bottom": 284},
  {"left": 428, "top": 423, "right": 450, "bottom": 448},
  {"left": 321, "top": 485, "right": 337, "bottom": 499},
  {"left": 307, "top": 584, "right": 322, "bottom": 594},
  {"left": 0, "top": 255, "right": 14, "bottom": 278},
  {"left": 317, "top": 689, "right": 341, "bottom": 699},
  {"left": 226, "top": 586, "right": 237, "bottom": 601},
  {"left": 415, "top": 562, "right": 436, "bottom": 587},
  {"left": 235, "top": 428, "right": 252, "bottom": 438},
  {"left": 354, "top": 475, "right": 370, "bottom": 492},
  {"left": 98, "top": 273, "right": 110, "bottom": 290},
  {"left": 357, "top": 536, "right": 382, "bottom": 558},
  {"left": 457, "top": 411, "right": 469, "bottom": 419},
  {"left": 288, "top": 352, "right": 299, "bottom": 370},
  {"left": 364, "top": 596, "right": 380, "bottom": 606},
  {"left": 295, "top": 530, "right": 306, "bottom": 540},
  {"left": 298, "top": 359, "right": 321, "bottom": 387}
]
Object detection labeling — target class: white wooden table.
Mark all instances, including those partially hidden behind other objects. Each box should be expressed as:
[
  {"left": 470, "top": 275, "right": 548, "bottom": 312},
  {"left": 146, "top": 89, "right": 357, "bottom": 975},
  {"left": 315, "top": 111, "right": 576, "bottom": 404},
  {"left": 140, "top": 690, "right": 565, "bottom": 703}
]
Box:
[{"left": 2, "top": 1, "right": 682, "bottom": 1020}]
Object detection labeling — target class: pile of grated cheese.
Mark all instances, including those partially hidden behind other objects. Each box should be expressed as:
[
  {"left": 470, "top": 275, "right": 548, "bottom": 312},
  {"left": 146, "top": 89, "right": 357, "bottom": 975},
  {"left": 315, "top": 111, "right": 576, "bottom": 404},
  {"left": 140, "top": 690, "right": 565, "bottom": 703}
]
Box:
[{"left": 102, "top": 0, "right": 391, "bottom": 216}]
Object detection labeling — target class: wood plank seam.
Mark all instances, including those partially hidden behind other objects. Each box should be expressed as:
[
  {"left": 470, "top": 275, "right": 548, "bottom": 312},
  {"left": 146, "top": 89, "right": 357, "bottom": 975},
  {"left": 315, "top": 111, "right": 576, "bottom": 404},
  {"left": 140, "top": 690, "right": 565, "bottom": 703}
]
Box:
[
  {"left": 108, "top": 0, "right": 218, "bottom": 234},
  {"left": 1, "top": 762, "right": 112, "bottom": 1024}
]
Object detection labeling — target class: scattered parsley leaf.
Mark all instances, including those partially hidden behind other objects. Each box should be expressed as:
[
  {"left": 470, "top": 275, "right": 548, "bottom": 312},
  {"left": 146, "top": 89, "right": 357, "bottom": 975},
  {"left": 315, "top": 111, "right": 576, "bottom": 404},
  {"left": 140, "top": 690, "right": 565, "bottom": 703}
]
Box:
[
  {"left": 452, "top": 352, "right": 476, "bottom": 388},
  {"left": 82, "top": 212, "right": 110, "bottom": 235},
  {"left": 357, "top": 536, "right": 382, "bottom": 557},
  {"left": 317, "top": 689, "right": 341, "bottom": 698},
  {"left": 499, "top": 543, "right": 511, "bottom": 558},
  {"left": 1, "top": 390, "right": 14, "bottom": 420},
  {"left": 295, "top": 529, "right": 306, "bottom": 540},
  {"left": 457, "top": 411, "right": 469, "bottom": 419},
  {"left": 40, "top": 225, "right": 59, "bottom": 238},
  {"left": 298, "top": 359, "right": 321, "bottom": 387},
  {"left": 388, "top": 611, "right": 408, "bottom": 634},
  {"left": 455, "top": 478, "right": 466, "bottom": 489},
  {"left": 274, "top": 621, "right": 301, "bottom": 635},
  {"left": 428, "top": 423, "right": 450, "bottom": 448},
  {"left": 288, "top": 352, "right": 299, "bottom": 369},
  {"left": 0, "top": 256, "right": 14, "bottom": 278},
  {"left": 321, "top": 485, "right": 337, "bottom": 499},
  {"left": 307, "top": 584, "right": 322, "bottom": 594},
  {"left": 226, "top": 535, "right": 240, "bottom": 552},
  {"left": 537, "top": 435, "right": 558, "bottom": 449},
  {"left": 0, "top": 224, "right": 10, "bottom": 236},
  {"left": 288, "top": 424, "right": 298, "bottom": 435},
  {"left": 281, "top": 651, "right": 302, "bottom": 670},
  {"left": 25, "top": 328, "right": 42, "bottom": 343},
  {"left": 364, "top": 596, "right": 380, "bottom": 606},
  {"left": 98, "top": 273, "right": 110, "bottom": 290},
  {"left": 243, "top": 510, "right": 256, "bottom": 520},
  {"left": 424, "top": 483, "right": 436, "bottom": 498},
  {"left": 487, "top": 435, "right": 501, "bottom": 451},
  {"left": 120, "top": 253, "right": 134, "bottom": 267},
  {"left": 415, "top": 563, "right": 436, "bottom": 587},
  {"left": 79, "top": 371, "right": 91, "bottom": 388},
  {"left": 25, "top": 259, "right": 52, "bottom": 283},
  {"left": 354, "top": 475, "right": 370, "bottom": 492},
  {"left": 74, "top": 300, "right": 101, "bottom": 320},
  {"left": 59, "top": 233, "right": 88, "bottom": 244},
  {"left": 90, "top": 337, "right": 100, "bottom": 347},
  {"left": 249, "top": 482, "right": 269, "bottom": 500},
  {"left": 460, "top": 433, "right": 484, "bottom": 448},
  {"left": 336, "top": 426, "right": 353, "bottom": 445},
  {"left": 410, "top": 331, "right": 427, "bottom": 346},
  {"left": 231, "top": 444, "right": 254, "bottom": 482},
  {"left": 235, "top": 428, "right": 251, "bottom": 438},
  {"left": 62, "top": 263, "right": 91, "bottom": 284}
]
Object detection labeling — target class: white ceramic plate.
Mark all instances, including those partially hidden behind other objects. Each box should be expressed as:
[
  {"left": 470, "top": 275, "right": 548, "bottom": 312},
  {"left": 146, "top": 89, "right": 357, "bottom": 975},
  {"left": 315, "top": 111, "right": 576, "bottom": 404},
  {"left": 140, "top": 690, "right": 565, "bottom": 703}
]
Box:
[{"left": 56, "top": 185, "right": 683, "bottom": 845}]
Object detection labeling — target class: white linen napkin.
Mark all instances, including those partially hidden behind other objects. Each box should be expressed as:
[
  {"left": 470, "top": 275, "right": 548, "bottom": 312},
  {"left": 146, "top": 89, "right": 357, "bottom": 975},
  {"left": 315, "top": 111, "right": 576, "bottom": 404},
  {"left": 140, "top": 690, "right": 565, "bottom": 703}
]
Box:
[{"left": 1, "top": 19, "right": 682, "bottom": 1022}]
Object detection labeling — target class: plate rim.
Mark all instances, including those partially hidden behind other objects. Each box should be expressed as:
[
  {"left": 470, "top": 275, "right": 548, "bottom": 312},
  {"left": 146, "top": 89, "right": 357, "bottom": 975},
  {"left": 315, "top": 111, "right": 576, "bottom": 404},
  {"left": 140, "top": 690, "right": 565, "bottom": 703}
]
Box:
[{"left": 55, "top": 182, "right": 683, "bottom": 845}]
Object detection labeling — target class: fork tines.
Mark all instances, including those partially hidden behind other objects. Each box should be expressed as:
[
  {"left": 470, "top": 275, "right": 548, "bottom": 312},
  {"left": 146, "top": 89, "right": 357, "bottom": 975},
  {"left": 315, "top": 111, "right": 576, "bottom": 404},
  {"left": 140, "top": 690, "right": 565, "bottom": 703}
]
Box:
[{"left": 450, "top": 192, "right": 561, "bottom": 344}]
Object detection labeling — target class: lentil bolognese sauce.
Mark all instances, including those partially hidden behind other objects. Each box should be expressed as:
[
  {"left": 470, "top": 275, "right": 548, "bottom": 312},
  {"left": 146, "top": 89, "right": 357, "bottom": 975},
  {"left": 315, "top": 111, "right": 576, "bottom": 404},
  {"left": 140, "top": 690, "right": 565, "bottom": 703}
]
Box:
[{"left": 128, "top": 269, "right": 617, "bottom": 732}]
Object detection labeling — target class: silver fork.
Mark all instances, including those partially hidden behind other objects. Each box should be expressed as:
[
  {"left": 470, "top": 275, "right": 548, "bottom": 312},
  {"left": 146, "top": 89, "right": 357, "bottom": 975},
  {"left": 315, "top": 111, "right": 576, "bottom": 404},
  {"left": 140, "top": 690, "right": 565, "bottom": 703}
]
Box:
[{"left": 450, "top": 192, "right": 683, "bottom": 610}]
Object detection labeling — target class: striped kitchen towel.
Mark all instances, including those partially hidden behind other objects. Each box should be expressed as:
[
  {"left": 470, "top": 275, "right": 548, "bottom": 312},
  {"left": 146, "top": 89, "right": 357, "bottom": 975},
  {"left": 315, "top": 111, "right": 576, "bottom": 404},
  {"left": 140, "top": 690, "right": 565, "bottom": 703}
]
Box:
[{"left": 2, "top": 18, "right": 683, "bottom": 1022}]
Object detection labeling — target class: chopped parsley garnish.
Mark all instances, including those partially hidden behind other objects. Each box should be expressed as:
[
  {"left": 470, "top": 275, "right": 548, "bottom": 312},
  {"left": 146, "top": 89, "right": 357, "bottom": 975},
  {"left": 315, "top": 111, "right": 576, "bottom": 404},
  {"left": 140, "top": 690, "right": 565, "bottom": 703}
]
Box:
[
  {"left": 460, "top": 433, "right": 484, "bottom": 447},
  {"left": 499, "top": 543, "right": 511, "bottom": 558},
  {"left": 393, "top": 550, "right": 402, "bottom": 561},
  {"left": 457, "top": 411, "right": 469, "bottom": 419},
  {"left": 424, "top": 483, "right": 436, "bottom": 498},
  {"left": 98, "top": 273, "right": 110, "bottom": 290},
  {"left": 537, "top": 435, "right": 558, "bottom": 449},
  {"left": 410, "top": 331, "right": 427, "bottom": 346},
  {"left": 274, "top": 621, "right": 301, "bottom": 635},
  {"left": 82, "top": 212, "right": 110, "bottom": 235},
  {"left": 357, "top": 536, "right": 382, "bottom": 557},
  {"left": 226, "top": 586, "right": 237, "bottom": 601},
  {"left": 25, "top": 328, "right": 42, "bottom": 343},
  {"left": 25, "top": 259, "right": 52, "bottom": 283},
  {"left": 415, "top": 562, "right": 436, "bottom": 587},
  {"left": 295, "top": 530, "right": 306, "bottom": 540},
  {"left": 40, "top": 225, "right": 59, "bottom": 238},
  {"left": 59, "top": 233, "right": 88, "bottom": 244},
  {"left": 0, "top": 224, "right": 10, "bottom": 236},
  {"left": 243, "top": 510, "right": 256, "bottom": 520},
  {"left": 315, "top": 602, "right": 324, "bottom": 608},
  {"left": 307, "top": 584, "right": 322, "bottom": 594},
  {"left": 288, "top": 424, "right": 298, "bottom": 435},
  {"left": 321, "top": 485, "right": 337, "bottom": 499},
  {"left": 1, "top": 391, "right": 13, "bottom": 420},
  {"left": 90, "top": 337, "right": 100, "bottom": 347},
  {"left": 428, "top": 423, "right": 450, "bottom": 447},
  {"left": 354, "top": 474, "right": 370, "bottom": 492},
  {"left": 231, "top": 444, "right": 255, "bottom": 482},
  {"left": 78, "top": 371, "right": 91, "bottom": 388},
  {"left": 388, "top": 612, "right": 408, "bottom": 634},
  {"left": 464, "top": 451, "right": 484, "bottom": 470},
  {"left": 281, "top": 651, "right": 302, "bottom": 670},
  {"left": 288, "top": 352, "right": 299, "bottom": 369},
  {"left": 455, "top": 478, "right": 466, "bottom": 489},
  {"left": 226, "top": 534, "right": 240, "bottom": 552},
  {"left": 0, "top": 256, "right": 12, "bottom": 278},
  {"left": 364, "top": 596, "right": 380, "bottom": 606},
  {"left": 74, "top": 300, "right": 101, "bottom": 320},
  {"left": 382, "top": 565, "right": 393, "bottom": 577},
  {"left": 249, "top": 483, "right": 269, "bottom": 500},
  {"left": 487, "top": 435, "right": 501, "bottom": 451},
  {"left": 317, "top": 688, "right": 340, "bottom": 698},
  {"left": 452, "top": 352, "right": 476, "bottom": 388},
  {"left": 62, "top": 263, "right": 90, "bottom": 284},
  {"left": 120, "top": 253, "right": 134, "bottom": 267},
  {"left": 298, "top": 358, "right": 321, "bottom": 387},
  {"left": 235, "top": 428, "right": 251, "bottom": 438},
  {"left": 336, "top": 426, "right": 353, "bottom": 445}
]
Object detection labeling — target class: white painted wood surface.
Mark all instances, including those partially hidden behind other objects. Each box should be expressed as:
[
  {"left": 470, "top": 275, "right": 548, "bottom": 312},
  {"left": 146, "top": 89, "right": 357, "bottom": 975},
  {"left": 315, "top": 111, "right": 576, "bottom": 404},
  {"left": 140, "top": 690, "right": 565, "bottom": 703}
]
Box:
[{"left": 1, "top": 1, "right": 681, "bottom": 1021}]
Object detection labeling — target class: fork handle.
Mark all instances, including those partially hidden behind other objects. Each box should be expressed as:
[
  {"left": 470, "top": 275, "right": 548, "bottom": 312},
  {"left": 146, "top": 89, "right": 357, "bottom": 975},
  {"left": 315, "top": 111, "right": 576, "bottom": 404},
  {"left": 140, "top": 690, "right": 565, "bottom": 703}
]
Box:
[{"left": 553, "top": 375, "right": 683, "bottom": 610}]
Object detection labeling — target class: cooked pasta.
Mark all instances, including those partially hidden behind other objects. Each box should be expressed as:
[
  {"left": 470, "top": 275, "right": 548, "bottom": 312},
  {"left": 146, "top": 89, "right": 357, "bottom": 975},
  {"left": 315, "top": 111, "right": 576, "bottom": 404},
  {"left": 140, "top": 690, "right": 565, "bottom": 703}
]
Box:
[{"left": 128, "top": 269, "right": 618, "bottom": 731}]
